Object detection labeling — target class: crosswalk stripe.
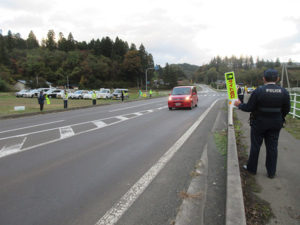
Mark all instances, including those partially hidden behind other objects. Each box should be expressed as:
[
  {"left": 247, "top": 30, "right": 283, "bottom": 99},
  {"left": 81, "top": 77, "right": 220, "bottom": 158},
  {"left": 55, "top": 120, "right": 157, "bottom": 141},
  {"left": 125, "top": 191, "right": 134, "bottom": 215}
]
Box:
[{"left": 59, "top": 126, "right": 74, "bottom": 139}]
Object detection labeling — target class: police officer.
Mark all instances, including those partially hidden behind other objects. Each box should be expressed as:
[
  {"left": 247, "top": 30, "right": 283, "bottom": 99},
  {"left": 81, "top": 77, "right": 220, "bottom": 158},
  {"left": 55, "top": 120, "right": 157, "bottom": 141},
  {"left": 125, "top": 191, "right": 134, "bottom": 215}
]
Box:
[
  {"left": 234, "top": 69, "right": 290, "bottom": 178},
  {"left": 38, "top": 91, "right": 45, "bottom": 111},
  {"left": 237, "top": 85, "right": 245, "bottom": 103}
]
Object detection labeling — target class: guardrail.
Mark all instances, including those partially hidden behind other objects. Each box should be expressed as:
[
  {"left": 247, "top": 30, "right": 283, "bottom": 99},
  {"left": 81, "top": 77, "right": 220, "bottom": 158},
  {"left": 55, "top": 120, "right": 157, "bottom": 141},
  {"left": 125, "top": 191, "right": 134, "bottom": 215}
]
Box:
[{"left": 290, "top": 93, "right": 300, "bottom": 119}]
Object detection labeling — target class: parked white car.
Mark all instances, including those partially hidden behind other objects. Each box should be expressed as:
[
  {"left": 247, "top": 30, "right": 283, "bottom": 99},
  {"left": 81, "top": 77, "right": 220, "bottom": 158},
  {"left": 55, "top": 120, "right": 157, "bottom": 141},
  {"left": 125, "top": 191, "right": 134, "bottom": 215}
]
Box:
[
  {"left": 15, "top": 89, "right": 29, "bottom": 97},
  {"left": 112, "top": 89, "right": 129, "bottom": 99},
  {"left": 98, "top": 89, "right": 112, "bottom": 99},
  {"left": 24, "top": 89, "right": 39, "bottom": 98},
  {"left": 83, "top": 91, "right": 93, "bottom": 99}
]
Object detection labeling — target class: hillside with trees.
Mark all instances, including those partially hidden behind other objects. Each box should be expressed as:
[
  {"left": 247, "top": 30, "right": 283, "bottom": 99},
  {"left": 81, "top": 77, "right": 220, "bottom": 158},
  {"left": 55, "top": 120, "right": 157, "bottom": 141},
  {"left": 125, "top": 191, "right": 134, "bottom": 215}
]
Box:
[
  {"left": 0, "top": 30, "right": 184, "bottom": 91},
  {"left": 193, "top": 56, "right": 300, "bottom": 88}
]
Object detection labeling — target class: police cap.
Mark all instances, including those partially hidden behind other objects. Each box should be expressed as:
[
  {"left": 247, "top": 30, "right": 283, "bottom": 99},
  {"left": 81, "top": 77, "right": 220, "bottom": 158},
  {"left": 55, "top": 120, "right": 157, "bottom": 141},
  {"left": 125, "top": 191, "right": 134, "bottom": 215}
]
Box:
[{"left": 264, "top": 69, "right": 279, "bottom": 81}]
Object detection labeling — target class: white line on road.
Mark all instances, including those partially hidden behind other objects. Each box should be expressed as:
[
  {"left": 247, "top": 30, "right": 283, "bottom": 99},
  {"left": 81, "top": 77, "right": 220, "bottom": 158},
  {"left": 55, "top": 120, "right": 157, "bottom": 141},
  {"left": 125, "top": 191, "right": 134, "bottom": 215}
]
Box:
[
  {"left": 59, "top": 127, "right": 75, "bottom": 139},
  {"left": 109, "top": 100, "right": 165, "bottom": 112},
  {"left": 0, "top": 106, "right": 166, "bottom": 159},
  {"left": 116, "top": 116, "right": 129, "bottom": 121},
  {"left": 0, "top": 120, "right": 64, "bottom": 134},
  {"left": 93, "top": 120, "right": 108, "bottom": 128},
  {"left": 95, "top": 99, "right": 219, "bottom": 225},
  {"left": 0, "top": 137, "right": 27, "bottom": 158}
]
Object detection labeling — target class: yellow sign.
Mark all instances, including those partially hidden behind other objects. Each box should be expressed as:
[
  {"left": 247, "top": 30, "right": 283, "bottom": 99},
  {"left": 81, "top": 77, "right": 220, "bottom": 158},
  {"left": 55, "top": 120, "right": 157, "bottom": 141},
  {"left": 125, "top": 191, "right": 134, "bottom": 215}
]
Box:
[{"left": 225, "top": 71, "right": 237, "bottom": 100}]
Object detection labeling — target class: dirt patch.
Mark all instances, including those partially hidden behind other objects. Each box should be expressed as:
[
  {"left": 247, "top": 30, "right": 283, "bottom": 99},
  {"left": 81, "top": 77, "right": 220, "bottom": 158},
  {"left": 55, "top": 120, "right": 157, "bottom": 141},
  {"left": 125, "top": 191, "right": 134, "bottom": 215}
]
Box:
[{"left": 234, "top": 115, "right": 274, "bottom": 225}]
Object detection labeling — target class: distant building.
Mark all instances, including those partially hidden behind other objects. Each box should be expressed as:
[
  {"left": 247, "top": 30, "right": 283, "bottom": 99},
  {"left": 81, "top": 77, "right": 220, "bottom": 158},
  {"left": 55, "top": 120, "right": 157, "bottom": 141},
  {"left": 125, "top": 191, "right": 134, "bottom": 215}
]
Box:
[{"left": 14, "top": 80, "right": 27, "bottom": 90}]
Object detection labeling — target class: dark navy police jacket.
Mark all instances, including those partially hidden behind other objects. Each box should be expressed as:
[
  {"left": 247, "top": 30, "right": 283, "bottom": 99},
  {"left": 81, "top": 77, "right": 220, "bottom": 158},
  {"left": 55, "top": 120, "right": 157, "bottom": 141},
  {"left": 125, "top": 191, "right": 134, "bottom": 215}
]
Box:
[{"left": 238, "top": 83, "right": 290, "bottom": 127}]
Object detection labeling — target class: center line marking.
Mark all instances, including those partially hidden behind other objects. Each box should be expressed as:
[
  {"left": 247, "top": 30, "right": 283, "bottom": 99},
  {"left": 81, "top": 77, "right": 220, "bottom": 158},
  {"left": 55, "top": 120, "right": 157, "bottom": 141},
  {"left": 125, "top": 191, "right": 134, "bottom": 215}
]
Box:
[{"left": 95, "top": 99, "right": 219, "bottom": 225}]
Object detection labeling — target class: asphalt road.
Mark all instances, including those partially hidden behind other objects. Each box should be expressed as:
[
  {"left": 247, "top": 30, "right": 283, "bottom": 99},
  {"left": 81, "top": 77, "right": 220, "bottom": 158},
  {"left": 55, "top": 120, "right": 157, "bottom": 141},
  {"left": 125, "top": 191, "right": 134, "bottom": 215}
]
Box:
[{"left": 0, "top": 85, "right": 227, "bottom": 225}]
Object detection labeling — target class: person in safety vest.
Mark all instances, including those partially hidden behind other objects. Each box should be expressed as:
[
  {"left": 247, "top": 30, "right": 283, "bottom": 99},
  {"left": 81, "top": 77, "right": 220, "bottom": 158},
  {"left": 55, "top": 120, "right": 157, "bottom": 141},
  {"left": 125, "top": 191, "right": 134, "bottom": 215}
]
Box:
[
  {"left": 149, "top": 89, "right": 153, "bottom": 98},
  {"left": 63, "top": 90, "right": 68, "bottom": 109},
  {"left": 92, "top": 90, "right": 97, "bottom": 105},
  {"left": 234, "top": 69, "right": 290, "bottom": 179},
  {"left": 38, "top": 91, "right": 45, "bottom": 111},
  {"left": 45, "top": 94, "right": 50, "bottom": 105}
]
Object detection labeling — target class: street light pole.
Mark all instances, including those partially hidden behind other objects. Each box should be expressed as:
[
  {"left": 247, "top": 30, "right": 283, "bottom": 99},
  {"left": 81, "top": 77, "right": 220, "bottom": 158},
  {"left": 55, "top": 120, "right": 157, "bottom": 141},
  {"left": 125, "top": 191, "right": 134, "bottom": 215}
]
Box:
[
  {"left": 145, "top": 65, "right": 159, "bottom": 92},
  {"left": 145, "top": 68, "right": 154, "bottom": 92}
]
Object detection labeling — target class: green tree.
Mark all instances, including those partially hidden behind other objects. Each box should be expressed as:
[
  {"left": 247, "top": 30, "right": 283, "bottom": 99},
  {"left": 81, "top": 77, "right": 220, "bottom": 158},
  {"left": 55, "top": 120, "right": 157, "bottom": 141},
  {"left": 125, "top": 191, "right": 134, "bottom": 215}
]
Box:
[
  {"left": 26, "top": 31, "right": 39, "bottom": 49},
  {"left": 122, "top": 50, "right": 143, "bottom": 83},
  {"left": 45, "top": 30, "right": 57, "bottom": 51}
]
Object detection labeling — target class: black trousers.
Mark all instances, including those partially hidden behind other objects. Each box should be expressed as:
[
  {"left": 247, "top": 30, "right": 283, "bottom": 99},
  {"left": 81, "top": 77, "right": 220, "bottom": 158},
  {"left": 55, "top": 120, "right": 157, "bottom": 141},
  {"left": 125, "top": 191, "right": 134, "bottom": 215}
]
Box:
[
  {"left": 40, "top": 103, "right": 44, "bottom": 111},
  {"left": 93, "top": 99, "right": 96, "bottom": 105},
  {"left": 248, "top": 119, "right": 282, "bottom": 176},
  {"left": 64, "top": 100, "right": 68, "bottom": 108},
  {"left": 238, "top": 94, "right": 244, "bottom": 103}
]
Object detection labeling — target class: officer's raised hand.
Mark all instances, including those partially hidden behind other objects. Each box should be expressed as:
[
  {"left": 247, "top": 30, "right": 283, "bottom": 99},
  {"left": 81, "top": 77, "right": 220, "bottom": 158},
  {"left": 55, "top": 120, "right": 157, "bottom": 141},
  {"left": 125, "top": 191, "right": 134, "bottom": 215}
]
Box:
[{"left": 234, "top": 99, "right": 241, "bottom": 107}]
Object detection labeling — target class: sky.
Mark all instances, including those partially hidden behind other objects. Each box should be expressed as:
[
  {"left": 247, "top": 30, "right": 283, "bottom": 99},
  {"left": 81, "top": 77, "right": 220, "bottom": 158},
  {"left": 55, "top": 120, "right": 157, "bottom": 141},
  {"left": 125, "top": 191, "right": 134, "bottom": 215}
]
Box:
[{"left": 1, "top": 0, "right": 300, "bottom": 66}]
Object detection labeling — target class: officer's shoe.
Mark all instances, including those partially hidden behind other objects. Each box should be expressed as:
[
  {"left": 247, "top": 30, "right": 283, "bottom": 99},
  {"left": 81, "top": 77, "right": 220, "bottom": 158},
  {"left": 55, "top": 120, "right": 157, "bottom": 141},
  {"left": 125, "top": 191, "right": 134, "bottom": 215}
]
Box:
[
  {"left": 267, "top": 174, "right": 275, "bottom": 179},
  {"left": 243, "top": 165, "right": 256, "bottom": 175}
]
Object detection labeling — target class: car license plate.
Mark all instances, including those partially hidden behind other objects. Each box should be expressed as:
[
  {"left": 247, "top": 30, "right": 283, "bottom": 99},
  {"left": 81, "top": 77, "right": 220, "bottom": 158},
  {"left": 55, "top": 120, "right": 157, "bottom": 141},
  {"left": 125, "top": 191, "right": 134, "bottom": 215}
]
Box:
[{"left": 175, "top": 103, "right": 181, "bottom": 106}]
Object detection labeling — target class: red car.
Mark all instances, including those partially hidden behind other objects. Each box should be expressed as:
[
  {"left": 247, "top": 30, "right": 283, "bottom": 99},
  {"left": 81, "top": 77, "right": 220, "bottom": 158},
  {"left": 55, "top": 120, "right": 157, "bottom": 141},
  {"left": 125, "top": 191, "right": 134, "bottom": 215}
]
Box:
[{"left": 168, "top": 86, "right": 198, "bottom": 110}]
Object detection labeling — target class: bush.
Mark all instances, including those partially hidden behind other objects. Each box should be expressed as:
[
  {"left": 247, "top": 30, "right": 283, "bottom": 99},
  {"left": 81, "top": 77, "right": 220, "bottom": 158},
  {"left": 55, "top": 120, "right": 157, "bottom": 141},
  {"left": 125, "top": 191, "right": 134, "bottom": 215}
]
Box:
[{"left": 0, "top": 78, "right": 10, "bottom": 91}]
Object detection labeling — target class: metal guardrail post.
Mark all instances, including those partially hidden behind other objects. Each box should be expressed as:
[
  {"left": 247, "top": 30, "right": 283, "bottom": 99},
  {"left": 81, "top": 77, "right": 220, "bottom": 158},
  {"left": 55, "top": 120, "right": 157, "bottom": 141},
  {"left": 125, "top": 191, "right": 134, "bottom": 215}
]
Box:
[{"left": 293, "top": 93, "right": 296, "bottom": 119}]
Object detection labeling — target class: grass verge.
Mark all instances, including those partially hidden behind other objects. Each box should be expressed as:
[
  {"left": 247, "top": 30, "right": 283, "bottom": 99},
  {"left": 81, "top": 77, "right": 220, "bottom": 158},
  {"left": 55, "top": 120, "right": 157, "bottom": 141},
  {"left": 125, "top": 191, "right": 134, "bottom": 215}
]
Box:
[
  {"left": 214, "top": 129, "right": 227, "bottom": 156},
  {"left": 284, "top": 115, "right": 300, "bottom": 140},
  {"left": 233, "top": 112, "right": 274, "bottom": 225}
]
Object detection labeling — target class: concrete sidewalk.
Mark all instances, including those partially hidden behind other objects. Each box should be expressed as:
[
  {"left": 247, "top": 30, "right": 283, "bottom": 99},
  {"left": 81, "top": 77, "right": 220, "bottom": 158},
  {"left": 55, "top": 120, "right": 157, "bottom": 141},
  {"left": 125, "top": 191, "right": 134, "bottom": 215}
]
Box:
[{"left": 235, "top": 109, "right": 300, "bottom": 225}]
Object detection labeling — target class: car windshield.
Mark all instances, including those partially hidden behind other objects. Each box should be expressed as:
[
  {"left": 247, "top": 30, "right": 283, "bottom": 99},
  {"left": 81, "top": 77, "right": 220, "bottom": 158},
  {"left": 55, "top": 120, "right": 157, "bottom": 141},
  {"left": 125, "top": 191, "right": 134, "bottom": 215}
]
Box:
[
  {"left": 172, "top": 87, "right": 191, "bottom": 95},
  {"left": 74, "top": 91, "right": 81, "bottom": 94},
  {"left": 100, "top": 90, "right": 108, "bottom": 93}
]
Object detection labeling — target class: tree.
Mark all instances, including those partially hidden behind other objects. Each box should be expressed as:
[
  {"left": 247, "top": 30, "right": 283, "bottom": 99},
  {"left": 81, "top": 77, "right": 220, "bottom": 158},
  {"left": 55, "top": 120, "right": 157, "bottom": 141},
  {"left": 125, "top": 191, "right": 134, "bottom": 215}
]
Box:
[
  {"left": 100, "top": 37, "right": 113, "bottom": 58},
  {"left": 0, "top": 34, "right": 9, "bottom": 65},
  {"left": 6, "top": 30, "right": 14, "bottom": 50},
  {"left": 122, "top": 50, "right": 143, "bottom": 83},
  {"left": 112, "top": 37, "right": 128, "bottom": 61},
  {"left": 45, "top": 30, "right": 56, "bottom": 51},
  {"left": 57, "top": 32, "right": 67, "bottom": 51},
  {"left": 26, "top": 31, "right": 39, "bottom": 49}
]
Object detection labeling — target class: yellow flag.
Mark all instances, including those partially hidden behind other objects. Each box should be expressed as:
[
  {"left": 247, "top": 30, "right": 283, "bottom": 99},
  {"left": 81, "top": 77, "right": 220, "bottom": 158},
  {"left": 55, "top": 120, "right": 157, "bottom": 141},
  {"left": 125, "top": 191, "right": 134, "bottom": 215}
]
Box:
[{"left": 225, "top": 72, "right": 237, "bottom": 100}]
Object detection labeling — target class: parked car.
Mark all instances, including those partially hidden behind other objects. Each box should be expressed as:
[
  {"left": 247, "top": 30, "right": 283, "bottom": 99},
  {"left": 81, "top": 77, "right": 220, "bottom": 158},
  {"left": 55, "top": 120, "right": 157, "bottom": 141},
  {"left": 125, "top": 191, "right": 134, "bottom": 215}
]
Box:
[
  {"left": 247, "top": 87, "right": 254, "bottom": 93},
  {"left": 15, "top": 89, "right": 29, "bottom": 97},
  {"left": 98, "top": 89, "right": 112, "bottom": 99},
  {"left": 24, "top": 89, "right": 39, "bottom": 98},
  {"left": 69, "top": 90, "right": 82, "bottom": 99},
  {"left": 168, "top": 86, "right": 198, "bottom": 110},
  {"left": 47, "top": 89, "right": 64, "bottom": 98},
  {"left": 112, "top": 89, "right": 129, "bottom": 99},
  {"left": 83, "top": 91, "right": 93, "bottom": 99}
]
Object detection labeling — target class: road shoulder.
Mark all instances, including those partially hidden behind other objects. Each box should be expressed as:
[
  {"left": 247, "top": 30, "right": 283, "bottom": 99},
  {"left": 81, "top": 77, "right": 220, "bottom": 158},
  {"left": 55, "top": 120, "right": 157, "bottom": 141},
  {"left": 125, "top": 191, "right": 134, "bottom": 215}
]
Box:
[{"left": 235, "top": 109, "right": 300, "bottom": 225}]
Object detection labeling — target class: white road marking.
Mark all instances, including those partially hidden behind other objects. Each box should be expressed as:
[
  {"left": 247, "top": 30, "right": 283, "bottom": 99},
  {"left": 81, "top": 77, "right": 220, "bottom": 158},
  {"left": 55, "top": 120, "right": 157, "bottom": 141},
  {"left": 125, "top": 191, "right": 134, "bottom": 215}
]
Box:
[
  {"left": 0, "top": 106, "right": 162, "bottom": 159},
  {"left": 95, "top": 99, "right": 219, "bottom": 225},
  {"left": 0, "top": 120, "right": 64, "bottom": 134},
  {"left": 59, "top": 127, "right": 74, "bottom": 139},
  {"left": 134, "top": 112, "right": 143, "bottom": 116},
  {"left": 0, "top": 137, "right": 27, "bottom": 158},
  {"left": 93, "top": 120, "right": 108, "bottom": 128},
  {"left": 109, "top": 100, "right": 165, "bottom": 112},
  {"left": 116, "top": 116, "right": 129, "bottom": 121}
]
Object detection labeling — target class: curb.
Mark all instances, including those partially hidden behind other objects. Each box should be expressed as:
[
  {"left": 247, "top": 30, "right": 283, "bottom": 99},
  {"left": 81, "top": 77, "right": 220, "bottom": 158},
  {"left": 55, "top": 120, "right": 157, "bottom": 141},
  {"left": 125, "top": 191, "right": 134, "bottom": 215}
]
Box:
[{"left": 226, "top": 103, "right": 247, "bottom": 225}]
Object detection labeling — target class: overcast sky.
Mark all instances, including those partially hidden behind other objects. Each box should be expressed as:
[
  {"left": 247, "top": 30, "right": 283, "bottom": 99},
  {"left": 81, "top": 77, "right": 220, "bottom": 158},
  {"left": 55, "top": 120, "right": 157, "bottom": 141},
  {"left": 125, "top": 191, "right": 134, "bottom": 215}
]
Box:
[{"left": 1, "top": 0, "right": 300, "bottom": 66}]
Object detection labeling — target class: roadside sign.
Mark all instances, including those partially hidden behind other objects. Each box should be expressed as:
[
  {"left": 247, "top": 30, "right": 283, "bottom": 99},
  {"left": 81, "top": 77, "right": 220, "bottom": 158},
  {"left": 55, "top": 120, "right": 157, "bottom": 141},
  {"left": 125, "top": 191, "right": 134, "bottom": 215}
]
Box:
[
  {"left": 225, "top": 71, "right": 237, "bottom": 100},
  {"left": 154, "top": 65, "right": 159, "bottom": 71}
]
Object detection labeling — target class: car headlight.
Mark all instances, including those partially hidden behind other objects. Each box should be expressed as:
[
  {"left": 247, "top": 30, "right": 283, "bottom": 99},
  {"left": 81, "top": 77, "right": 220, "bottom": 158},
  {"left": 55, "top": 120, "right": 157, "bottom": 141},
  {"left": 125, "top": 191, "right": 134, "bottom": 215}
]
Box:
[
  {"left": 168, "top": 96, "right": 172, "bottom": 101},
  {"left": 185, "top": 96, "right": 191, "bottom": 101}
]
